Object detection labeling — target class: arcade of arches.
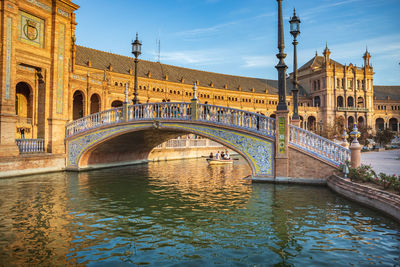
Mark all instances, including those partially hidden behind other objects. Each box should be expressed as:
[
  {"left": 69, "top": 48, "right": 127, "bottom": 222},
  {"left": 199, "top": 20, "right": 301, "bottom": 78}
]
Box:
[{"left": 1, "top": 0, "right": 399, "bottom": 157}]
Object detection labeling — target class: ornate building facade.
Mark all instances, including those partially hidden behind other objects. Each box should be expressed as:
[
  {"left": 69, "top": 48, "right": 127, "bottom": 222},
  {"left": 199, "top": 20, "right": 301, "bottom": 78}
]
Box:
[{"left": 1, "top": 0, "right": 399, "bottom": 157}]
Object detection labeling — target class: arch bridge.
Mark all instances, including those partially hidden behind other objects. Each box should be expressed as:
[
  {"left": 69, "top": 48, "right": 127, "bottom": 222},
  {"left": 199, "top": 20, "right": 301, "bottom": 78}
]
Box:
[{"left": 65, "top": 102, "right": 350, "bottom": 179}]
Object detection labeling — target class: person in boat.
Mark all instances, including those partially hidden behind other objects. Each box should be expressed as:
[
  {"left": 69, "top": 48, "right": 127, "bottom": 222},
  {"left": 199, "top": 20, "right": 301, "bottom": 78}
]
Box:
[
  {"left": 224, "top": 150, "right": 230, "bottom": 160},
  {"left": 209, "top": 152, "right": 214, "bottom": 159},
  {"left": 215, "top": 151, "right": 220, "bottom": 160},
  {"left": 221, "top": 151, "right": 225, "bottom": 159}
]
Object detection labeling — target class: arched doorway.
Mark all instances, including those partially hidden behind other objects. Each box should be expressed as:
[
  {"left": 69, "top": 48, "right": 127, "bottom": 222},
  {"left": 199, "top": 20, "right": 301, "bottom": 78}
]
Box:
[
  {"left": 337, "top": 96, "right": 343, "bottom": 107},
  {"left": 111, "top": 100, "right": 123, "bottom": 108},
  {"left": 90, "top": 94, "right": 101, "bottom": 114},
  {"left": 16, "top": 82, "right": 32, "bottom": 121},
  {"left": 389, "top": 118, "right": 398, "bottom": 131},
  {"left": 347, "top": 96, "right": 354, "bottom": 107},
  {"left": 375, "top": 118, "right": 384, "bottom": 132},
  {"left": 73, "top": 91, "right": 84, "bottom": 120},
  {"left": 307, "top": 116, "right": 316, "bottom": 131},
  {"left": 347, "top": 116, "right": 354, "bottom": 129}
]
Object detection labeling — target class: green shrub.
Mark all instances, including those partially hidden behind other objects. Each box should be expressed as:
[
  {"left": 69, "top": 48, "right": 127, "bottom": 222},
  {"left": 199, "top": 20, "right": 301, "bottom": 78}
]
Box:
[{"left": 378, "top": 173, "right": 399, "bottom": 190}]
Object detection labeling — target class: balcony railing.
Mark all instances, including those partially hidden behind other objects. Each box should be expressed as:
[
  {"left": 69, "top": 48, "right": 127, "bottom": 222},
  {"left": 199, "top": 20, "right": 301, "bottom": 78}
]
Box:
[
  {"left": 337, "top": 107, "right": 368, "bottom": 112},
  {"left": 15, "top": 139, "right": 45, "bottom": 153}
]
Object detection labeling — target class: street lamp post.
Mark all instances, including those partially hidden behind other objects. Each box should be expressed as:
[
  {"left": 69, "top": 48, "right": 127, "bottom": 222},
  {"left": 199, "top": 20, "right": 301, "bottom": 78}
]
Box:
[
  {"left": 289, "top": 9, "right": 300, "bottom": 120},
  {"left": 276, "top": 0, "right": 288, "bottom": 111},
  {"left": 131, "top": 33, "right": 142, "bottom": 104}
]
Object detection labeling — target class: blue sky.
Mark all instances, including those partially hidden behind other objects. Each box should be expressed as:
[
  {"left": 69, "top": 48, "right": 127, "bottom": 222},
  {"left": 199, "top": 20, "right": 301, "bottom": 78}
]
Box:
[{"left": 74, "top": 0, "right": 400, "bottom": 85}]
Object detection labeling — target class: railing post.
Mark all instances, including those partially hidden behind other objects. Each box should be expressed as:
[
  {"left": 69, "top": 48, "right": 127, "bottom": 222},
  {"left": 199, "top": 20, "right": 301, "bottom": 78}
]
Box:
[
  {"left": 349, "top": 124, "right": 361, "bottom": 168},
  {"left": 122, "top": 103, "right": 129, "bottom": 122},
  {"left": 191, "top": 83, "right": 199, "bottom": 121}
]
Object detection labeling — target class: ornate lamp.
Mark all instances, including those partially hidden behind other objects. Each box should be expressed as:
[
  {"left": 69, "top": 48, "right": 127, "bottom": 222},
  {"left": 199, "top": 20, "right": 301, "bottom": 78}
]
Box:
[
  {"left": 289, "top": 9, "right": 300, "bottom": 120},
  {"left": 349, "top": 123, "right": 361, "bottom": 143},
  {"left": 131, "top": 33, "right": 142, "bottom": 104}
]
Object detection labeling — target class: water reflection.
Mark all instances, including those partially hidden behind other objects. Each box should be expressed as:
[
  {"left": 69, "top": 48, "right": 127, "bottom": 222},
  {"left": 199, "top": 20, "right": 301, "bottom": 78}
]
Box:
[{"left": 0, "top": 158, "right": 399, "bottom": 266}]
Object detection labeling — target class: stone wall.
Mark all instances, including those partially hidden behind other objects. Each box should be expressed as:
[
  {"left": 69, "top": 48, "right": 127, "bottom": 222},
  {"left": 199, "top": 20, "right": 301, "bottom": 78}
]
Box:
[
  {"left": 327, "top": 175, "right": 400, "bottom": 223},
  {"left": 0, "top": 154, "right": 65, "bottom": 178},
  {"left": 289, "top": 146, "right": 337, "bottom": 179}
]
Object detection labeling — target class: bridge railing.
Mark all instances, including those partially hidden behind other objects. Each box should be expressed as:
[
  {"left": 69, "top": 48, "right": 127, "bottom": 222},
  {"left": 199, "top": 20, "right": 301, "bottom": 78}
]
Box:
[
  {"left": 66, "top": 102, "right": 276, "bottom": 138},
  {"left": 127, "top": 102, "right": 191, "bottom": 121},
  {"left": 16, "top": 138, "right": 45, "bottom": 153},
  {"left": 289, "top": 124, "right": 350, "bottom": 165},
  {"left": 197, "top": 103, "right": 275, "bottom": 138},
  {"left": 66, "top": 107, "right": 123, "bottom": 137}
]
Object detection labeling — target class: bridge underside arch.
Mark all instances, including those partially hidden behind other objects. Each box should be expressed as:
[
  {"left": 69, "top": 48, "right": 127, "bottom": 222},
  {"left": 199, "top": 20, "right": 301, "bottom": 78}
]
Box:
[{"left": 67, "top": 121, "right": 274, "bottom": 177}]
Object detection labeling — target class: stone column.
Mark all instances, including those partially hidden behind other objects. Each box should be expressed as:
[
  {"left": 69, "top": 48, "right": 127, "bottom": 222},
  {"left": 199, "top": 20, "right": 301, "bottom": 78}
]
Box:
[
  {"left": 350, "top": 141, "right": 361, "bottom": 168},
  {"left": 349, "top": 125, "right": 361, "bottom": 168},
  {"left": 191, "top": 83, "right": 199, "bottom": 121}
]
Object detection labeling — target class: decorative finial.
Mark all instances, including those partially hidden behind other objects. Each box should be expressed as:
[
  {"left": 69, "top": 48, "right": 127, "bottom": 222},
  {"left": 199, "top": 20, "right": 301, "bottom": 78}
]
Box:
[
  {"left": 350, "top": 123, "right": 361, "bottom": 144},
  {"left": 293, "top": 8, "right": 296, "bottom": 15},
  {"left": 315, "top": 50, "right": 318, "bottom": 57},
  {"left": 192, "top": 82, "right": 198, "bottom": 101}
]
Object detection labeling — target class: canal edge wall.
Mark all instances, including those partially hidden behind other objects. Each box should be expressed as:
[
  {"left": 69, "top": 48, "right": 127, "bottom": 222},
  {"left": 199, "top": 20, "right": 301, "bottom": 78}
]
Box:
[
  {"left": 327, "top": 175, "right": 400, "bottom": 223},
  {"left": 0, "top": 154, "right": 66, "bottom": 178}
]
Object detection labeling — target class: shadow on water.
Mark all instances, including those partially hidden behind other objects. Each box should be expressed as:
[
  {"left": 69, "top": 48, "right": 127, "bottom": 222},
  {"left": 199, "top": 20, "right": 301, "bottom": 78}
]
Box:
[{"left": 0, "top": 158, "right": 399, "bottom": 266}]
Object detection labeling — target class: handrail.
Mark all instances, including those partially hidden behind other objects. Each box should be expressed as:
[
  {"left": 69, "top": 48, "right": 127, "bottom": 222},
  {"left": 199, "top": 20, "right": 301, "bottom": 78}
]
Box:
[
  {"left": 289, "top": 124, "right": 350, "bottom": 165},
  {"left": 197, "top": 103, "right": 276, "bottom": 138},
  {"left": 66, "top": 107, "right": 123, "bottom": 137},
  {"left": 15, "top": 138, "right": 45, "bottom": 153},
  {"left": 65, "top": 103, "right": 276, "bottom": 138}
]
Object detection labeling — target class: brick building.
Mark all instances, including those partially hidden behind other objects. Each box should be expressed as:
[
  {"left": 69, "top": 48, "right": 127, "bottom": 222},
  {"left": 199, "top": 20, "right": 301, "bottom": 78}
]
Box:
[{"left": 1, "top": 0, "right": 399, "bottom": 156}]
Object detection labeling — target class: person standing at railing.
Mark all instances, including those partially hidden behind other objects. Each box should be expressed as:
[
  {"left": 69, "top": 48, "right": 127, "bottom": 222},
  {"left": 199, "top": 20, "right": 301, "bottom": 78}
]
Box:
[{"left": 20, "top": 128, "right": 25, "bottom": 139}]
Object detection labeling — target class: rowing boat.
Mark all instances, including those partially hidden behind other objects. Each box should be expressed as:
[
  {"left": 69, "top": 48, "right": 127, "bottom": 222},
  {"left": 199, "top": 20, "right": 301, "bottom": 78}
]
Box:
[{"left": 206, "top": 158, "right": 234, "bottom": 165}]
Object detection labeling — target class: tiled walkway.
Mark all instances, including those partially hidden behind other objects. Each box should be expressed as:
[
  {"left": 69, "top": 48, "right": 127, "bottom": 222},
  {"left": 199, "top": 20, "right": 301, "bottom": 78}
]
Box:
[{"left": 361, "top": 149, "right": 400, "bottom": 175}]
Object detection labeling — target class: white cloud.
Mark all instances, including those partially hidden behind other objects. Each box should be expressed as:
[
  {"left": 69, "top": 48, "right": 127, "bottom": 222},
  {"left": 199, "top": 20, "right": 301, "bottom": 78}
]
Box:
[{"left": 242, "top": 55, "right": 276, "bottom": 68}]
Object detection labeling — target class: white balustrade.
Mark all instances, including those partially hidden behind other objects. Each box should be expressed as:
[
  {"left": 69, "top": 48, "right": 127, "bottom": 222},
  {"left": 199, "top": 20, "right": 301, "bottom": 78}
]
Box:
[
  {"left": 65, "top": 102, "right": 275, "bottom": 138},
  {"left": 15, "top": 139, "right": 44, "bottom": 153},
  {"left": 289, "top": 125, "right": 350, "bottom": 165},
  {"left": 66, "top": 107, "right": 123, "bottom": 137},
  {"left": 197, "top": 103, "right": 275, "bottom": 137}
]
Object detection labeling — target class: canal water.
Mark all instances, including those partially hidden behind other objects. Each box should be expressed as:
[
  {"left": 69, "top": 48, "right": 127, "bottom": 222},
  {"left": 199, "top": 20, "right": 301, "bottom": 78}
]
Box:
[{"left": 0, "top": 158, "right": 399, "bottom": 266}]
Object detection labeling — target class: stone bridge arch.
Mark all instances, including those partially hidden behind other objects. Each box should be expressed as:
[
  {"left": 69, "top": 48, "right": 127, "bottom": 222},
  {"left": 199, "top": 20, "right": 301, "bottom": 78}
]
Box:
[
  {"left": 65, "top": 102, "right": 350, "bottom": 181},
  {"left": 67, "top": 121, "right": 274, "bottom": 177}
]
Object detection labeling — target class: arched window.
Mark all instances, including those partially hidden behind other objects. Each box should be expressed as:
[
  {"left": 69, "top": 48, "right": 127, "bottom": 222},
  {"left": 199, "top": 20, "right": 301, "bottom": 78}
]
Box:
[
  {"left": 358, "top": 116, "right": 364, "bottom": 128},
  {"left": 347, "top": 96, "right": 354, "bottom": 107},
  {"left": 348, "top": 116, "right": 354, "bottom": 129},
  {"left": 337, "top": 96, "right": 344, "bottom": 107},
  {"left": 357, "top": 97, "right": 364, "bottom": 108},
  {"left": 313, "top": 96, "right": 321, "bottom": 107},
  {"left": 73, "top": 90, "right": 84, "bottom": 120},
  {"left": 90, "top": 93, "right": 101, "bottom": 114},
  {"left": 111, "top": 100, "right": 123, "bottom": 108}
]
